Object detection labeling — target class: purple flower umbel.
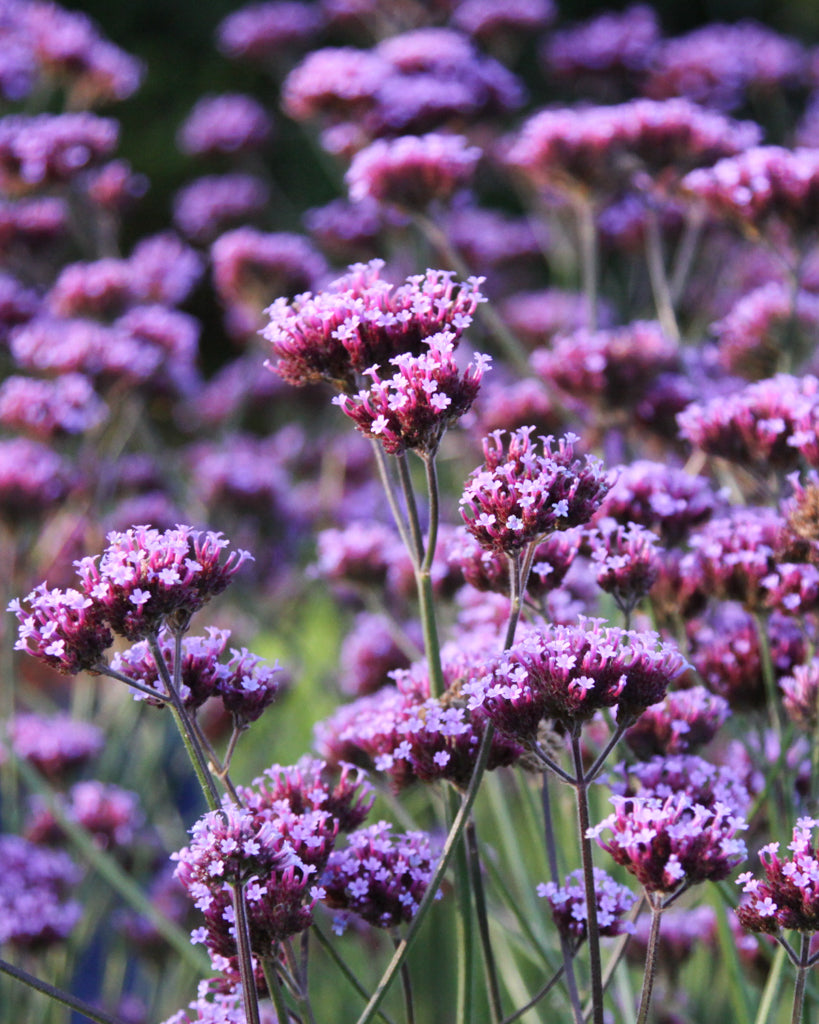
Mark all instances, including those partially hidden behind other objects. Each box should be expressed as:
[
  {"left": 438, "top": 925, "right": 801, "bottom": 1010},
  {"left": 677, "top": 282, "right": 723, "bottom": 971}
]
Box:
[{"left": 537, "top": 868, "right": 636, "bottom": 947}]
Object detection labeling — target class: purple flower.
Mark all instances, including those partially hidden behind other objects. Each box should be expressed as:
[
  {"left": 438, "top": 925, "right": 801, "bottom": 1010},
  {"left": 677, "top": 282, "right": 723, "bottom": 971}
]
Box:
[
  {"left": 345, "top": 132, "right": 481, "bottom": 209},
  {"left": 590, "top": 793, "right": 748, "bottom": 893},
  {"left": 339, "top": 612, "right": 416, "bottom": 697},
  {"left": 334, "top": 332, "right": 490, "bottom": 455},
  {"left": 499, "top": 289, "right": 613, "bottom": 348},
  {"left": 459, "top": 427, "right": 611, "bottom": 555},
  {"left": 737, "top": 818, "right": 819, "bottom": 935},
  {"left": 0, "top": 112, "right": 118, "bottom": 193},
  {"left": 505, "top": 99, "right": 760, "bottom": 197},
  {"left": 218, "top": 646, "right": 283, "bottom": 728},
  {"left": 282, "top": 46, "right": 390, "bottom": 123},
  {"left": 537, "top": 867, "right": 636, "bottom": 945},
  {"left": 82, "top": 158, "right": 148, "bottom": 212},
  {"left": 646, "top": 22, "right": 808, "bottom": 112},
  {"left": 542, "top": 5, "right": 660, "bottom": 93},
  {"left": 216, "top": 1, "right": 323, "bottom": 63},
  {"left": 177, "top": 93, "right": 273, "bottom": 157},
  {"left": 452, "top": 0, "right": 555, "bottom": 41},
  {"left": 624, "top": 686, "right": 731, "bottom": 759},
  {"left": 0, "top": 372, "right": 106, "bottom": 439},
  {"left": 321, "top": 821, "right": 439, "bottom": 933},
  {"left": 127, "top": 232, "right": 204, "bottom": 307},
  {"left": 161, "top": 984, "right": 252, "bottom": 1024},
  {"left": 590, "top": 521, "right": 661, "bottom": 617},
  {"left": 26, "top": 780, "right": 144, "bottom": 851},
  {"left": 74, "top": 525, "right": 253, "bottom": 639},
  {"left": 263, "top": 259, "right": 486, "bottom": 392},
  {"left": 6, "top": 712, "right": 104, "bottom": 779},
  {"left": 780, "top": 659, "right": 819, "bottom": 731},
  {"left": 618, "top": 753, "right": 751, "bottom": 817},
  {"left": 0, "top": 834, "right": 82, "bottom": 950},
  {"left": 9, "top": 583, "right": 113, "bottom": 675},
  {"left": 173, "top": 174, "right": 271, "bottom": 244},
  {"left": 465, "top": 618, "right": 687, "bottom": 737}
]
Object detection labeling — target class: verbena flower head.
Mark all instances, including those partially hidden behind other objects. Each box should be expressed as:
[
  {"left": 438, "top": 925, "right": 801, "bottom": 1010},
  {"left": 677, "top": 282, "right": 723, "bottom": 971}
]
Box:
[
  {"left": 465, "top": 618, "right": 687, "bottom": 737},
  {"left": 173, "top": 174, "right": 271, "bottom": 244},
  {"left": 0, "top": 436, "right": 75, "bottom": 525},
  {"left": 459, "top": 427, "right": 611, "bottom": 555},
  {"left": 0, "top": 372, "right": 107, "bottom": 439},
  {"left": 737, "top": 818, "right": 819, "bottom": 935},
  {"left": 173, "top": 801, "right": 318, "bottom": 963},
  {"left": 646, "top": 22, "right": 808, "bottom": 112},
  {"left": 780, "top": 659, "right": 819, "bottom": 731},
  {"left": 0, "top": 112, "right": 118, "bottom": 194},
  {"left": 263, "top": 259, "right": 485, "bottom": 393},
  {"left": 682, "top": 146, "right": 819, "bottom": 235},
  {"left": 590, "top": 793, "right": 748, "bottom": 894},
  {"left": 176, "top": 93, "right": 273, "bottom": 157},
  {"left": 452, "top": 0, "right": 555, "bottom": 41},
  {"left": 26, "top": 780, "right": 144, "bottom": 852},
  {"left": 345, "top": 132, "right": 481, "bottom": 209},
  {"left": 590, "top": 520, "right": 661, "bottom": 617},
  {"left": 537, "top": 867, "right": 636, "bottom": 946},
  {"left": 619, "top": 753, "right": 751, "bottom": 817},
  {"left": 624, "top": 686, "right": 730, "bottom": 759},
  {"left": 505, "top": 99, "right": 760, "bottom": 197},
  {"left": 74, "top": 525, "right": 253, "bottom": 639},
  {"left": 216, "top": 1, "right": 324, "bottom": 63},
  {"left": 0, "top": 834, "right": 82, "bottom": 950},
  {"left": 6, "top": 712, "right": 103, "bottom": 779},
  {"left": 218, "top": 646, "right": 283, "bottom": 729},
  {"left": 333, "top": 331, "right": 490, "bottom": 455},
  {"left": 9, "top": 583, "right": 113, "bottom": 675},
  {"left": 321, "top": 821, "right": 439, "bottom": 934}
]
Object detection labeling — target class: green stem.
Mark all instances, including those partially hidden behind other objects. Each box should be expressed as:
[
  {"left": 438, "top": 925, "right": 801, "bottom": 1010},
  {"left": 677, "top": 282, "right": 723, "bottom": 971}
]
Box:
[
  {"left": 449, "top": 787, "right": 474, "bottom": 1024},
  {"left": 573, "top": 196, "right": 599, "bottom": 333},
  {"left": 232, "top": 882, "right": 261, "bottom": 1024},
  {"left": 370, "top": 440, "right": 416, "bottom": 557},
  {"left": 635, "top": 896, "right": 663, "bottom": 1024},
  {"left": 570, "top": 733, "right": 605, "bottom": 1024},
  {"left": 504, "top": 552, "right": 524, "bottom": 651},
  {"left": 262, "top": 957, "right": 292, "bottom": 1024},
  {"left": 465, "top": 818, "right": 503, "bottom": 1024},
  {"left": 644, "top": 204, "right": 680, "bottom": 342},
  {"left": 354, "top": 723, "right": 496, "bottom": 1024},
  {"left": 394, "top": 934, "right": 416, "bottom": 1024},
  {"left": 0, "top": 955, "right": 123, "bottom": 1024},
  {"left": 396, "top": 453, "right": 425, "bottom": 566},
  {"left": 790, "top": 935, "right": 810, "bottom": 1024}
]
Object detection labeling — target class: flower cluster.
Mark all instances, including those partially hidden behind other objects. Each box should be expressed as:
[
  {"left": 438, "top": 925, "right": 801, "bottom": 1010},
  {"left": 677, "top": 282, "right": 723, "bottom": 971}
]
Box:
[
  {"left": 464, "top": 618, "right": 687, "bottom": 737},
  {"left": 590, "top": 520, "right": 661, "bottom": 617},
  {"left": 334, "top": 332, "right": 490, "bottom": 455},
  {"left": 590, "top": 793, "right": 748, "bottom": 894},
  {"left": 5, "top": 712, "right": 104, "bottom": 778},
  {"left": 459, "top": 428, "right": 611, "bottom": 555},
  {"left": 263, "top": 258, "right": 486, "bottom": 392},
  {"left": 623, "top": 686, "right": 731, "bottom": 759},
  {"left": 737, "top": 818, "right": 819, "bottom": 936},
  {"left": 320, "top": 821, "right": 439, "bottom": 933},
  {"left": 537, "top": 868, "right": 636, "bottom": 945},
  {"left": 0, "top": 834, "right": 82, "bottom": 950}
]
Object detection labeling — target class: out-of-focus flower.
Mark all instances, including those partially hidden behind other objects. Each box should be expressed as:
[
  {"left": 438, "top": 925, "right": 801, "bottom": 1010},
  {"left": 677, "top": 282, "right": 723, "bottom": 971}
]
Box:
[
  {"left": 624, "top": 686, "right": 730, "bottom": 759},
  {"left": 780, "top": 659, "right": 819, "bottom": 731},
  {"left": 537, "top": 867, "right": 636, "bottom": 945},
  {"left": 25, "top": 780, "right": 144, "bottom": 851},
  {"left": 0, "top": 373, "right": 106, "bottom": 439},
  {"left": 590, "top": 520, "right": 661, "bottom": 617},
  {"left": 5, "top": 712, "right": 104, "bottom": 779},
  {"left": 0, "top": 113, "right": 118, "bottom": 194},
  {"left": 216, "top": 1, "right": 324, "bottom": 63},
  {"left": 0, "top": 834, "right": 82, "bottom": 950},
  {"left": 173, "top": 174, "right": 271, "bottom": 244},
  {"left": 177, "top": 93, "right": 273, "bottom": 157},
  {"left": 0, "top": 437, "right": 75, "bottom": 526}
]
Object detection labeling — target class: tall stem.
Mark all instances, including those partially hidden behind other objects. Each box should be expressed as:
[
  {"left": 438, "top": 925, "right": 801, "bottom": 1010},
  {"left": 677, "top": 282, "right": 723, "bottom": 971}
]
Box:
[
  {"left": 466, "top": 818, "right": 503, "bottom": 1024},
  {"left": 644, "top": 205, "right": 680, "bottom": 342},
  {"left": 570, "top": 733, "right": 604, "bottom": 1024},
  {"left": 635, "top": 896, "right": 663, "bottom": 1024},
  {"left": 542, "top": 774, "right": 584, "bottom": 1024},
  {"left": 394, "top": 935, "right": 416, "bottom": 1024},
  {"left": 232, "top": 882, "right": 261, "bottom": 1024},
  {"left": 0, "top": 956, "right": 123, "bottom": 1024},
  {"left": 790, "top": 934, "right": 810, "bottom": 1024},
  {"left": 574, "top": 196, "right": 599, "bottom": 333}
]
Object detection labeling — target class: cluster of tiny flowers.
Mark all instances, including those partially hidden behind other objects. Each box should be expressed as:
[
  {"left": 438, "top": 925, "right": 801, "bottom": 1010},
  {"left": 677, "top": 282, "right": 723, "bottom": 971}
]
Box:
[
  {"left": 334, "top": 332, "right": 490, "bottom": 455},
  {"left": 172, "top": 801, "right": 317, "bottom": 965},
  {"left": 464, "top": 618, "right": 687, "bottom": 738},
  {"left": 459, "top": 427, "right": 611, "bottom": 555},
  {"left": 176, "top": 93, "right": 273, "bottom": 157},
  {"left": 25, "top": 780, "right": 144, "bottom": 852},
  {"left": 590, "top": 521, "right": 661, "bottom": 616},
  {"left": 173, "top": 174, "right": 271, "bottom": 244},
  {"left": 505, "top": 98, "right": 759, "bottom": 195},
  {"left": 537, "top": 868, "right": 636, "bottom": 946},
  {"left": 74, "top": 525, "right": 253, "bottom": 640},
  {"left": 0, "top": 834, "right": 82, "bottom": 949},
  {"left": 263, "top": 259, "right": 486, "bottom": 392},
  {"left": 594, "top": 459, "right": 719, "bottom": 547},
  {"left": 345, "top": 132, "right": 481, "bottom": 209},
  {"left": 737, "top": 818, "right": 819, "bottom": 936},
  {"left": 321, "top": 821, "right": 439, "bottom": 934},
  {"left": 590, "top": 793, "right": 748, "bottom": 894},
  {"left": 617, "top": 753, "right": 751, "bottom": 817},
  {"left": 112, "top": 626, "right": 281, "bottom": 724},
  {"left": 5, "top": 712, "right": 104, "bottom": 778},
  {"left": 216, "top": 0, "right": 323, "bottom": 63},
  {"left": 682, "top": 146, "right": 819, "bottom": 232},
  {"left": 0, "top": 372, "right": 107, "bottom": 439},
  {"left": 780, "top": 659, "right": 819, "bottom": 731},
  {"left": 0, "top": 436, "right": 75, "bottom": 525},
  {"left": 623, "top": 686, "right": 731, "bottom": 759},
  {"left": 0, "top": 112, "right": 119, "bottom": 192},
  {"left": 677, "top": 373, "right": 819, "bottom": 474}
]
